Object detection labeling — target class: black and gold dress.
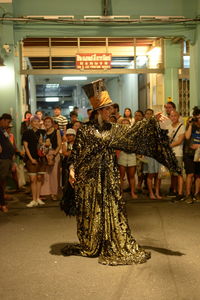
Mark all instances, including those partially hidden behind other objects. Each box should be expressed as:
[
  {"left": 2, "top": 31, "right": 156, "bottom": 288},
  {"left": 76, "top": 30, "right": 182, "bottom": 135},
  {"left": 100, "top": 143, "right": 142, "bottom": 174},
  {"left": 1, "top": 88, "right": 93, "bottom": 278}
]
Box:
[{"left": 62, "top": 118, "right": 179, "bottom": 265}]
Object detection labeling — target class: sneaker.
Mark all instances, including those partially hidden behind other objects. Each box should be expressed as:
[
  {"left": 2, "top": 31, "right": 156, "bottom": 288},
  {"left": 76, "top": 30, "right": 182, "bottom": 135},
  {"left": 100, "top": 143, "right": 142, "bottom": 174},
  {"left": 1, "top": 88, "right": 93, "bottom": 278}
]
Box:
[
  {"left": 37, "top": 199, "right": 45, "bottom": 205},
  {"left": 193, "top": 194, "right": 200, "bottom": 203},
  {"left": 184, "top": 195, "right": 193, "bottom": 204},
  {"left": 26, "top": 200, "right": 38, "bottom": 208},
  {"left": 176, "top": 194, "right": 185, "bottom": 201},
  {"left": 167, "top": 191, "right": 177, "bottom": 198}
]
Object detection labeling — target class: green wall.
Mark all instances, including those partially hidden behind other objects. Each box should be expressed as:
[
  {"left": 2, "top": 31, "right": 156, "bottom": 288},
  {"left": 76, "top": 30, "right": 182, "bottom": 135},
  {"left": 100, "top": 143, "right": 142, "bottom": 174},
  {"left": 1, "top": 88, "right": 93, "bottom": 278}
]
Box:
[
  {"left": 164, "top": 40, "right": 182, "bottom": 107},
  {"left": 106, "top": 74, "right": 138, "bottom": 114},
  {"left": 13, "top": 0, "right": 198, "bottom": 18}
]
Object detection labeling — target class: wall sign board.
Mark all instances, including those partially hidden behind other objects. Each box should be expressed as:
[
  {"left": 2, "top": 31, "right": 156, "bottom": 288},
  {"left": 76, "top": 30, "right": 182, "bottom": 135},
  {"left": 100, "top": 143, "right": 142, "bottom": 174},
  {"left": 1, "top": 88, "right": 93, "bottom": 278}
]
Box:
[{"left": 76, "top": 53, "right": 112, "bottom": 70}]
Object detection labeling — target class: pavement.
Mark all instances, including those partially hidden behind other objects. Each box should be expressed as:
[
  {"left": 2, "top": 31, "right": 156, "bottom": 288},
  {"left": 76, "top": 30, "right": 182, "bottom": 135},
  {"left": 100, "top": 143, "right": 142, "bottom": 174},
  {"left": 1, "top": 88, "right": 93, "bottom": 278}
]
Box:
[{"left": 0, "top": 185, "right": 200, "bottom": 300}]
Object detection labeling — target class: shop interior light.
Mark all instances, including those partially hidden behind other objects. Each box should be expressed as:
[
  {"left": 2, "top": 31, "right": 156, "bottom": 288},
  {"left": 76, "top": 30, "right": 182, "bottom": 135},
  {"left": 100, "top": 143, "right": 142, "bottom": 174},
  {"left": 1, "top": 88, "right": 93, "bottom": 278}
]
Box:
[
  {"left": 0, "top": 56, "right": 5, "bottom": 67},
  {"left": 46, "top": 84, "right": 59, "bottom": 88},
  {"left": 136, "top": 56, "right": 148, "bottom": 67},
  {"left": 45, "top": 97, "right": 59, "bottom": 102},
  {"left": 111, "top": 61, "right": 133, "bottom": 66},
  {"left": 62, "top": 76, "right": 87, "bottom": 81}
]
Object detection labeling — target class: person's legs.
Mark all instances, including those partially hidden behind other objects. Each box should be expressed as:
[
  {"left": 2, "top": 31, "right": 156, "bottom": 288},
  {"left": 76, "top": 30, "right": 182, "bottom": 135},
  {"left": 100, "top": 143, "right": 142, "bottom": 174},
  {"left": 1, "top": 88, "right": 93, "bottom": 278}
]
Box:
[
  {"left": 147, "top": 173, "right": 156, "bottom": 199},
  {"left": 11, "top": 163, "right": 19, "bottom": 190},
  {"left": 155, "top": 175, "right": 162, "bottom": 199},
  {"left": 29, "top": 174, "right": 37, "bottom": 201},
  {"left": 177, "top": 175, "right": 184, "bottom": 196},
  {"left": 36, "top": 174, "right": 45, "bottom": 205},
  {"left": 171, "top": 175, "right": 178, "bottom": 193},
  {"left": 0, "top": 159, "right": 12, "bottom": 212},
  {"left": 185, "top": 173, "right": 194, "bottom": 196},
  {"left": 0, "top": 179, "right": 8, "bottom": 211},
  {"left": 194, "top": 176, "right": 200, "bottom": 195},
  {"left": 136, "top": 161, "right": 144, "bottom": 192},
  {"left": 127, "top": 166, "right": 137, "bottom": 199}
]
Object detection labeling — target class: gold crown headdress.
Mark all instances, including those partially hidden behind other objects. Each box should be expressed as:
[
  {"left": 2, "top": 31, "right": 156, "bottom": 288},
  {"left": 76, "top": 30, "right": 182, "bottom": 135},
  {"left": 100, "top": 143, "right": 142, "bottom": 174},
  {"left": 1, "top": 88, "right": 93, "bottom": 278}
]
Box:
[{"left": 82, "top": 79, "right": 112, "bottom": 110}]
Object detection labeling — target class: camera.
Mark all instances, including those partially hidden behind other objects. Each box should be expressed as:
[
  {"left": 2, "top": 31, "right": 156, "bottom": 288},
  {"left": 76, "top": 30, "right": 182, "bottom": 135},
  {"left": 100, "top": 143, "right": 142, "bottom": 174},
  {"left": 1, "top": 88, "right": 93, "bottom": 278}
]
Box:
[{"left": 189, "top": 117, "right": 198, "bottom": 123}]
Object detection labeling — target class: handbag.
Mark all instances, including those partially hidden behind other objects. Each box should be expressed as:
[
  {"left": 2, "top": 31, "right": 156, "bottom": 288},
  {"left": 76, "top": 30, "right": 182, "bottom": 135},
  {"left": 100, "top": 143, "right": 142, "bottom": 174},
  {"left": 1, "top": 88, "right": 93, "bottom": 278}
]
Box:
[
  {"left": 16, "top": 163, "right": 26, "bottom": 187},
  {"left": 194, "top": 147, "right": 200, "bottom": 162}
]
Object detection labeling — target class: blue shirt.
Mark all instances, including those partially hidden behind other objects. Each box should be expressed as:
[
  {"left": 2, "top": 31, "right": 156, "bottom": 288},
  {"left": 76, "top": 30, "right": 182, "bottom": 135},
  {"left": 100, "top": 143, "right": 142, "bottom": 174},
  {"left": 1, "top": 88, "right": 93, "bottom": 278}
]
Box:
[{"left": 192, "top": 125, "right": 200, "bottom": 144}]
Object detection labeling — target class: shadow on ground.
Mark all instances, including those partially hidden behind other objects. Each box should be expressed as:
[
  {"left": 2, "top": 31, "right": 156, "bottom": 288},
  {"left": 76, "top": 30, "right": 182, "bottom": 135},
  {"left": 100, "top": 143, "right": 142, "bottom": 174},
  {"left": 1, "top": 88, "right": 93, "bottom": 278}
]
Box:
[
  {"left": 49, "top": 242, "right": 185, "bottom": 257},
  {"left": 142, "top": 245, "right": 185, "bottom": 256}
]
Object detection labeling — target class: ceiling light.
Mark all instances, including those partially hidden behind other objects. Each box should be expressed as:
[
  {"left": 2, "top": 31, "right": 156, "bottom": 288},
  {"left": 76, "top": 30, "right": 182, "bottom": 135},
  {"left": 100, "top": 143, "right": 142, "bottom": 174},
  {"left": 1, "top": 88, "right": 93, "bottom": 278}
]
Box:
[
  {"left": 111, "top": 61, "right": 133, "bottom": 66},
  {"left": 46, "top": 84, "right": 59, "bottom": 88},
  {"left": 62, "top": 76, "right": 87, "bottom": 81},
  {"left": 0, "top": 56, "right": 5, "bottom": 67},
  {"left": 45, "top": 97, "right": 59, "bottom": 102}
]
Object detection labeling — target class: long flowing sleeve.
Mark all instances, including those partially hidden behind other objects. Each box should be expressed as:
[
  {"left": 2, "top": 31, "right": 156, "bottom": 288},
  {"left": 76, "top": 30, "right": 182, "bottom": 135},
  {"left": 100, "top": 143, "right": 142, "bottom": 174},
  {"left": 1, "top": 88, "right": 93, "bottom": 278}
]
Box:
[{"left": 102, "top": 118, "right": 180, "bottom": 173}]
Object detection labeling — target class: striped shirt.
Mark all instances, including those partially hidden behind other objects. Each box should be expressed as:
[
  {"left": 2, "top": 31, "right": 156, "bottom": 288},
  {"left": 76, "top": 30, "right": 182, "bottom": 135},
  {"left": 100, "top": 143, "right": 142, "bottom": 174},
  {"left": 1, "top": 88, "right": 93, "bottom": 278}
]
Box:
[{"left": 53, "top": 115, "right": 68, "bottom": 130}]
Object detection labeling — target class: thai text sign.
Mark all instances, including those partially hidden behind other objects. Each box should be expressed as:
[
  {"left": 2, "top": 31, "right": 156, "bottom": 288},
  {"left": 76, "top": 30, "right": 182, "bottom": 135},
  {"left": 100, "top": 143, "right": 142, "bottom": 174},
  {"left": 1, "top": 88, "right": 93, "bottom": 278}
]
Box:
[{"left": 76, "top": 53, "right": 112, "bottom": 70}]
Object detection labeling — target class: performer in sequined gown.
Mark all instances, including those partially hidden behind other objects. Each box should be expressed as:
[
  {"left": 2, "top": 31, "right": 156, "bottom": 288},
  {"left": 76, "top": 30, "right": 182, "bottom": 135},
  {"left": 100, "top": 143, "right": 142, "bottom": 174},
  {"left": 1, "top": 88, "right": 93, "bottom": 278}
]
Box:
[{"left": 62, "top": 80, "right": 179, "bottom": 266}]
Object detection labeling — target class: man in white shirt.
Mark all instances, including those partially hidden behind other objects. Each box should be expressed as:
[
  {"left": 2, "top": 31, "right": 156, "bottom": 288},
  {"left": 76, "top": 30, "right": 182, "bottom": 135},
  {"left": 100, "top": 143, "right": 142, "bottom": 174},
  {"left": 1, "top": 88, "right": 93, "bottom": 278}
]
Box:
[{"left": 167, "top": 111, "right": 185, "bottom": 201}]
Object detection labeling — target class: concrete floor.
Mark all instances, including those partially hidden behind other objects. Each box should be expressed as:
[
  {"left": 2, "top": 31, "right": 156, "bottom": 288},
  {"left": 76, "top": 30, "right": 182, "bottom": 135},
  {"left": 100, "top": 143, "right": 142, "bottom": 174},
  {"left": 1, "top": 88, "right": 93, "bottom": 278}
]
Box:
[{"left": 1, "top": 189, "right": 200, "bottom": 300}]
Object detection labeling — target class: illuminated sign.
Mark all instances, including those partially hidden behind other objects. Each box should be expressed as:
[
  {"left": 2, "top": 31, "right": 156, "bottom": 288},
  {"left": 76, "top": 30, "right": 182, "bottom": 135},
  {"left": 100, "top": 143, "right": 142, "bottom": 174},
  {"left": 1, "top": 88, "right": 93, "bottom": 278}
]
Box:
[{"left": 76, "top": 53, "right": 112, "bottom": 70}]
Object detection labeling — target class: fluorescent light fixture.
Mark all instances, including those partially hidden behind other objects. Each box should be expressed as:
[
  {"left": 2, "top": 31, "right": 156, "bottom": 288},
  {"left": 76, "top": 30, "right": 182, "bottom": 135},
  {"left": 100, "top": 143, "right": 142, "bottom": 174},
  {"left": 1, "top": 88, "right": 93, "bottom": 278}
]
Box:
[
  {"left": 46, "top": 84, "right": 59, "bottom": 88},
  {"left": 45, "top": 97, "right": 59, "bottom": 102},
  {"left": 62, "top": 76, "right": 87, "bottom": 81},
  {"left": 111, "top": 61, "right": 133, "bottom": 66}
]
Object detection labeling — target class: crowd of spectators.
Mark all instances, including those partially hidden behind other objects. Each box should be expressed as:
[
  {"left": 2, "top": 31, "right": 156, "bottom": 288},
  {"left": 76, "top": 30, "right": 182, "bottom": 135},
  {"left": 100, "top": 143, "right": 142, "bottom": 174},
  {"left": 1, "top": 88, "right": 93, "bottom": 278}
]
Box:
[{"left": 0, "top": 102, "right": 200, "bottom": 212}]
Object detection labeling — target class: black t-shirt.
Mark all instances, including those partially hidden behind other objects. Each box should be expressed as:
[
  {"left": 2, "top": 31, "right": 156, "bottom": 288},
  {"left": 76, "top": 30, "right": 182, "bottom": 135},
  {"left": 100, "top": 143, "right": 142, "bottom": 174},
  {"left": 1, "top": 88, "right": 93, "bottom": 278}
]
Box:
[
  {"left": 0, "top": 128, "right": 15, "bottom": 159},
  {"left": 22, "top": 129, "right": 45, "bottom": 159}
]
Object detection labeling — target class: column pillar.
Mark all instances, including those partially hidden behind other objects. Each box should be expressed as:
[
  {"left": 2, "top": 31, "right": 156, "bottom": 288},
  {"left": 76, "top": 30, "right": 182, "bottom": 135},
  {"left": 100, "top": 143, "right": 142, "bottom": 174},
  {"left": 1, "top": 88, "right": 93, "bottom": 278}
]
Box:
[
  {"left": 163, "top": 40, "right": 182, "bottom": 108},
  {"left": 190, "top": 24, "right": 200, "bottom": 110}
]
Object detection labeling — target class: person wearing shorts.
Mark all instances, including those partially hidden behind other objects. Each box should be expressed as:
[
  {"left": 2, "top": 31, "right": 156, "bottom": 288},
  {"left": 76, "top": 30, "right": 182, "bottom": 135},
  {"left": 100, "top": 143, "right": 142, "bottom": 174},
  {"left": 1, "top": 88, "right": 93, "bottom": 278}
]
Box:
[
  {"left": 118, "top": 118, "right": 137, "bottom": 199},
  {"left": 184, "top": 107, "right": 200, "bottom": 204},
  {"left": 143, "top": 157, "right": 162, "bottom": 200},
  {"left": 22, "top": 115, "right": 47, "bottom": 207}
]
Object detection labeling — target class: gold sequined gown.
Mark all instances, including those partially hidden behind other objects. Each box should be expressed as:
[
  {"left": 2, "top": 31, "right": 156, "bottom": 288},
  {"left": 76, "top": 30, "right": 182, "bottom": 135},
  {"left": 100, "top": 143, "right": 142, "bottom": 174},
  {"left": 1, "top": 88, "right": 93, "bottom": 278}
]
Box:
[{"left": 62, "top": 118, "right": 179, "bottom": 265}]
